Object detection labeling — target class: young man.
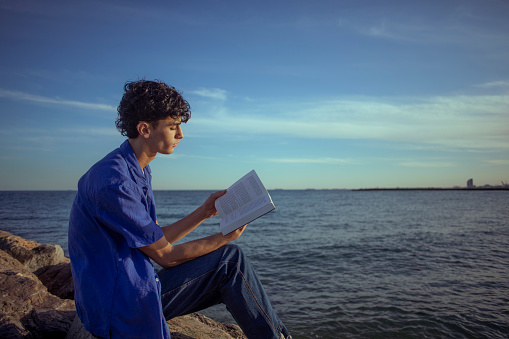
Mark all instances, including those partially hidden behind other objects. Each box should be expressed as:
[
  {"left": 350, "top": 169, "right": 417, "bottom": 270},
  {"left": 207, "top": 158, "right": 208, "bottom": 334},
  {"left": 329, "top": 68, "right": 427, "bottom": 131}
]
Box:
[{"left": 68, "top": 80, "right": 291, "bottom": 339}]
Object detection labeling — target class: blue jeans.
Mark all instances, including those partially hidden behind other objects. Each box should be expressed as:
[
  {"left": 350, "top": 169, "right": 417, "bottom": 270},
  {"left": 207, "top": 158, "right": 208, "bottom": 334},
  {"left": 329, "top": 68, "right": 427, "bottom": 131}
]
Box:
[{"left": 158, "top": 244, "right": 291, "bottom": 339}]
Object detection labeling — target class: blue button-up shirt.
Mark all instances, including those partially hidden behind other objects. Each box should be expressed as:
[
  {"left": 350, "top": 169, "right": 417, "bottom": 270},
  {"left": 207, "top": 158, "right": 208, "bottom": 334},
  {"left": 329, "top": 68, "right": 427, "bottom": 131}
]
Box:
[{"left": 69, "top": 140, "right": 170, "bottom": 339}]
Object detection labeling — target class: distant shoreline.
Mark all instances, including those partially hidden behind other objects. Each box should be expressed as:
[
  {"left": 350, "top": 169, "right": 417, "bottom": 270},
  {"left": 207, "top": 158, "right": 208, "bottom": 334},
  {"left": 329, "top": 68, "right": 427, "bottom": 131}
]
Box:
[
  {"left": 352, "top": 187, "right": 509, "bottom": 191},
  {"left": 1, "top": 187, "right": 508, "bottom": 192}
]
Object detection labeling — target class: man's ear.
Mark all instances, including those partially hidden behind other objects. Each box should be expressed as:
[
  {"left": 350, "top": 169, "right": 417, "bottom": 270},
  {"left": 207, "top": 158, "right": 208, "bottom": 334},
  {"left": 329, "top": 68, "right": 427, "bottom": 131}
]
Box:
[{"left": 136, "top": 121, "right": 151, "bottom": 138}]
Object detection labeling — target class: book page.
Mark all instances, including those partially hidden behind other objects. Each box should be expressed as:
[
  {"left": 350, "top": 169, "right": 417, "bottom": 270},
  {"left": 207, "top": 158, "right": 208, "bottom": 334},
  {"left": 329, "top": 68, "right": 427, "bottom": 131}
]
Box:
[
  {"left": 215, "top": 170, "right": 266, "bottom": 218},
  {"left": 220, "top": 195, "right": 269, "bottom": 227},
  {"left": 215, "top": 170, "right": 275, "bottom": 234}
]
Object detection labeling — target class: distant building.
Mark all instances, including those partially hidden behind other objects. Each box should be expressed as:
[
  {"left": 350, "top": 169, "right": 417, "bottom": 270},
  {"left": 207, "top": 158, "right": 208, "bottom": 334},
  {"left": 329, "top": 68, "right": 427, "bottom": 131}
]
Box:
[{"left": 467, "top": 178, "right": 474, "bottom": 188}]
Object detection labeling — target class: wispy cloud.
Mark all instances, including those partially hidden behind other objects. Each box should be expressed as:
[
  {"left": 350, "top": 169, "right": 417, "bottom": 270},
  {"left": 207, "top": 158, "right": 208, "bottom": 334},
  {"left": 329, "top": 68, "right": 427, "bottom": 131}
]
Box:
[
  {"left": 57, "top": 127, "right": 118, "bottom": 136},
  {"left": 0, "top": 89, "right": 116, "bottom": 111},
  {"left": 484, "top": 159, "right": 509, "bottom": 165},
  {"left": 24, "top": 69, "right": 112, "bottom": 83},
  {"left": 351, "top": 8, "right": 509, "bottom": 47},
  {"left": 474, "top": 80, "right": 509, "bottom": 89},
  {"left": 399, "top": 161, "right": 456, "bottom": 168},
  {"left": 264, "top": 157, "right": 352, "bottom": 164},
  {"left": 364, "top": 20, "right": 401, "bottom": 40},
  {"left": 190, "top": 93, "right": 509, "bottom": 151},
  {"left": 191, "top": 88, "right": 227, "bottom": 100},
  {"left": 359, "top": 20, "right": 456, "bottom": 43},
  {"left": 158, "top": 153, "right": 219, "bottom": 160},
  {"left": 0, "top": 127, "right": 120, "bottom": 153}
]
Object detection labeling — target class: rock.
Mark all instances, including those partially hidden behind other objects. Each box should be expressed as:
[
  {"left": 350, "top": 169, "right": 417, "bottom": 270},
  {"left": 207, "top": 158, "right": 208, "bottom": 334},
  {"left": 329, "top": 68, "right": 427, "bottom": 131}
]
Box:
[
  {"left": 0, "top": 249, "right": 76, "bottom": 338},
  {"left": 0, "top": 314, "right": 30, "bottom": 338},
  {"left": 64, "top": 313, "right": 247, "bottom": 339},
  {"left": 0, "top": 230, "right": 247, "bottom": 339},
  {"left": 0, "top": 231, "right": 74, "bottom": 300},
  {"left": 64, "top": 316, "right": 95, "bottom": 339},
  {"left": 35, "top": 261, "right": 74, "bottom": 300},
  {"left": 0, "top": 231, "right": 66, "bottom": 272},
  {"left": 167, "top": 313, "right": 246, "bottom": 339}
]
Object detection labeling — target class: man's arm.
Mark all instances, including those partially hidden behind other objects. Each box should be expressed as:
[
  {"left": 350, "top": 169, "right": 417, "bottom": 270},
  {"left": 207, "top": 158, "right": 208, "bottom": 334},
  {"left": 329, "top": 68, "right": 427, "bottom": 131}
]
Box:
[
  {"left": 139, "top": 226, "right": 246, "bottom": 268},
  {"left": 140, "top": 190, "right": 246, "bottom": 268},
  {"left": 160, "top": 190, "right": 226, "bottom": 244}
]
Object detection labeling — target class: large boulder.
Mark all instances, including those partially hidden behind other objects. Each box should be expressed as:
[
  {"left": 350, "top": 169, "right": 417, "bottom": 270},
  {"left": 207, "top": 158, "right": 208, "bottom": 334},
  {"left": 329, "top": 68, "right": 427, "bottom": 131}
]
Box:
[
  {"left": 64, "top": 316, "right": 96, "bottom": 339},
  {"left": 0, "top": 249, "right": 76, "bottom": 338},
  {"left": 0, "top": 230, "right": 246, "bottom": 339},
  {"left": 0, "top": 231, "right": 66, "bottom": 272},
  {"left": 168, "top": 313, "right": 246, "bottom": 339},
  {"left": 35, "top": 262, "right": 74, "bottom": 300},
  {"left": 64, "top": 313, "right": 247, "bottom": 339},
  {"left": 0, "top": 231, "right": 74, "bottom": 300}
]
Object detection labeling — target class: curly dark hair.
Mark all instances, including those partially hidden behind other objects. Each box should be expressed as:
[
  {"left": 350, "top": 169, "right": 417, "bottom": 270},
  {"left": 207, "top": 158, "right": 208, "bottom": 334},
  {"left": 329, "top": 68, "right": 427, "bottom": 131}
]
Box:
[{"left": 116, "top": 80, "right": 191, "bottom": 138}]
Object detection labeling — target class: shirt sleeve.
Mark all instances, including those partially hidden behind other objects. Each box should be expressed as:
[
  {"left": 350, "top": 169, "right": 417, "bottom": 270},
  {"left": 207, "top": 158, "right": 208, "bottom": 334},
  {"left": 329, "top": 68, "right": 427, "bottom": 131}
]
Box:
[{"left": 95, "top": 182, "right": 164, "bottom": 248}]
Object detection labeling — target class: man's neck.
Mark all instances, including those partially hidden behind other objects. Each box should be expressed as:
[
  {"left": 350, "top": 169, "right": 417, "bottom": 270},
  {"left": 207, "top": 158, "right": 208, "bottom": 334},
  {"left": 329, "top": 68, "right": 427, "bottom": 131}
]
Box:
[{"left": 128, "top": 138, "right": 156, "bottom": 170}]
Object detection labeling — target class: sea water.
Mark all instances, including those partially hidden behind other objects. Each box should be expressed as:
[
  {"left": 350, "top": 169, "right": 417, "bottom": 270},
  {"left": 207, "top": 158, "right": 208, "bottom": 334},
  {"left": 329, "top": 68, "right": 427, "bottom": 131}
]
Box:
[{"left": 0, "top": 190, "right": 508, "bottom": 338}]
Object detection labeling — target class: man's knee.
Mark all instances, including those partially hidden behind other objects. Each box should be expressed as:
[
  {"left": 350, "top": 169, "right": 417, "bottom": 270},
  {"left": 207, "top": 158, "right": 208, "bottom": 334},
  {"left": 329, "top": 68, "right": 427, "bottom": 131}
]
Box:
[
  {"left": 221, "top": 243, "right": 246, "bottom": 261},
  {"left": 223, "top": 243, "right": 242, "bottom": 253}
]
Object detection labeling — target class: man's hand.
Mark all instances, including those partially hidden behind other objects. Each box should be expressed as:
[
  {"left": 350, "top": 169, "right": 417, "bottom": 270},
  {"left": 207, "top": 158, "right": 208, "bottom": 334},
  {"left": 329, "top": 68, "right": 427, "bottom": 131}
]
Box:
[
  {"left": 141, "top": 225, "right": 247, "bottom": 268},
  {"left": 151, "top": 190, "right": 246, "bottom": 266},
  {"left": 224, "top": 225, "right": 247, "bottom": 241},
  {"left": 160, "top": 190, "right": 228, "bottom": 245},
  {"left": 198, "top": 190, "right": 227, "bottom": 220}
]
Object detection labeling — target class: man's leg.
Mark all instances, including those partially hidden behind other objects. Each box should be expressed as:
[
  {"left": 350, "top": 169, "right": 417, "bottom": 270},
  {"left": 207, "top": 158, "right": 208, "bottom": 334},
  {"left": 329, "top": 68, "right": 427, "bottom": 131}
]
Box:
[{"left": 158, "top": 244, "right": 291, "bottom": 339}]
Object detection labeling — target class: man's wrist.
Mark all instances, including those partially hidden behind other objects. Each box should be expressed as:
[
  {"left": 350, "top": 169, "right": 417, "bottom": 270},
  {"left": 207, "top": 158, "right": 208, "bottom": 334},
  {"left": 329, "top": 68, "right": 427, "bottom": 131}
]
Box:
[{"left": 193, "top": 205, "right": 210, "bottom": 223}]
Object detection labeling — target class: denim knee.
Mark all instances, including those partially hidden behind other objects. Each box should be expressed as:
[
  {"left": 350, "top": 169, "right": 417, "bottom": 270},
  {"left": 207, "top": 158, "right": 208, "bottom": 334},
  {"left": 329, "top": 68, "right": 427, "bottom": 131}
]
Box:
[
  {"left": 222, "top": 243, "right": 242, "bottom": 255},
  {"left": 220, "top": 244, "right": 250, "bottom": 266}
]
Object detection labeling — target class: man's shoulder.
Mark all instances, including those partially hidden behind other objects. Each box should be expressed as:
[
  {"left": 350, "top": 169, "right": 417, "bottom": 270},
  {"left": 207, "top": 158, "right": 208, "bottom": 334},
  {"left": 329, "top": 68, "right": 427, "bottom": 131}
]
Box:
[
  {"left": 95, "top": 147, "right": 127, "bottom": 172},
  {"left": 79, "top": 147, "right": 130, "bottom": 192}
]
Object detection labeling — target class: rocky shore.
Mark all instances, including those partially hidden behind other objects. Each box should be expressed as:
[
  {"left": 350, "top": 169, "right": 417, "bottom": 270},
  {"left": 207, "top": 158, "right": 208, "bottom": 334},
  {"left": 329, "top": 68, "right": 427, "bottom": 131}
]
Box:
[{"left": 0, "top": 230, "right": 246, "bottom": 339}]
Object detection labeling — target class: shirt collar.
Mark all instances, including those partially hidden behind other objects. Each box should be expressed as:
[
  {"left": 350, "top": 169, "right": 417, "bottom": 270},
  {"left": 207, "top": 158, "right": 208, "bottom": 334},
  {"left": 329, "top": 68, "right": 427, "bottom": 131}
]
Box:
[{"left": 120, "top": 140, "right": 150, "bottom": 185}]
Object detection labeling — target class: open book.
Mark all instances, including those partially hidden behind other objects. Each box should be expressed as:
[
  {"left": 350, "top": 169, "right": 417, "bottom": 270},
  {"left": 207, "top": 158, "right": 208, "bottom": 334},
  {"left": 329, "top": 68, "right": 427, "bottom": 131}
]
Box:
[{"left": 215, "top": 170, "right": 275, "bottom": 235}]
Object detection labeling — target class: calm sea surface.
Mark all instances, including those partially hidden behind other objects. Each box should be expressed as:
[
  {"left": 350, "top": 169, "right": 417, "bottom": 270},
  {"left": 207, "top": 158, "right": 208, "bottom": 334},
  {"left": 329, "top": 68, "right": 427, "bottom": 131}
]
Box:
[{"left": 1, "top": 190, "right": 508, "bottom": 338}]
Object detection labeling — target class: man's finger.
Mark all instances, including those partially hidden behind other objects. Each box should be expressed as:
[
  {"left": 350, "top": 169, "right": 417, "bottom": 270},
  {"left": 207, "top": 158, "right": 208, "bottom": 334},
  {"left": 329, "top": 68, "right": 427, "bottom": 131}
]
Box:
[{"left": 211, "top": 190, "right": 227, "bottom": 198}]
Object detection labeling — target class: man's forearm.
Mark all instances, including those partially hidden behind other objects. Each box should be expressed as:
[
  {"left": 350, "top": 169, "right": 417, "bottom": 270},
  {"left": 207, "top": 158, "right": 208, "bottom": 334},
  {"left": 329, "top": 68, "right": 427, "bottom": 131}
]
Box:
[
  {"left": 143, "top": 190, "right": 239, "bottom": 267},
  {"left": 160, "top": 190, "right": 226, "bottom": 244},
  {"left": 161, "top": 233, "right": 230, "bottom": 267},
  {"left": 140, "top": 231, "right": 239, "bottom": 269},
  {"left": 140, "top": 225, "right": 246, "bottom": 269},
  {"left": 161, "top": 206, "right": 208, "bottom": 244}
]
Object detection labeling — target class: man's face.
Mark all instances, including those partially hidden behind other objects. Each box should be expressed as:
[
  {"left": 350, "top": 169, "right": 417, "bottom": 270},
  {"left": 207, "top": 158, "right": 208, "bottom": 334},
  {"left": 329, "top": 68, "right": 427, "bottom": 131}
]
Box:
[{"left": 146, "top": 116, "right": 184, "bottom": 155}]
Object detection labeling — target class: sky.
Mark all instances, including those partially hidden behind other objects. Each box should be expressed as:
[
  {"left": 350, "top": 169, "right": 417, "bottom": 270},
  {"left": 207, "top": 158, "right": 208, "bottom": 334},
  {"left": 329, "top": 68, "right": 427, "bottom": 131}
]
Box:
[{"left": 1, "top": 0, "right": 508, "bottom": 190}]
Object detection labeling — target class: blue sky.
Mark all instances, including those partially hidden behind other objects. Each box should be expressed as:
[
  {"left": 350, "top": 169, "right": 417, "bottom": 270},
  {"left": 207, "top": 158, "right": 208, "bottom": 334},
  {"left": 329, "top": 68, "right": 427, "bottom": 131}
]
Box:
[{"left": 1, "top": 0, "right": 508, "bottom": 190}]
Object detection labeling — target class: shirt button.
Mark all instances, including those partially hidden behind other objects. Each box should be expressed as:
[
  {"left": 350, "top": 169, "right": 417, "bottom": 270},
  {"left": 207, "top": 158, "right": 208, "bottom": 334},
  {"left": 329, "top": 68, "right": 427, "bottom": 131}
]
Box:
[{"left": 155, "top": 277, "right": 159, "bottom": 282}]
